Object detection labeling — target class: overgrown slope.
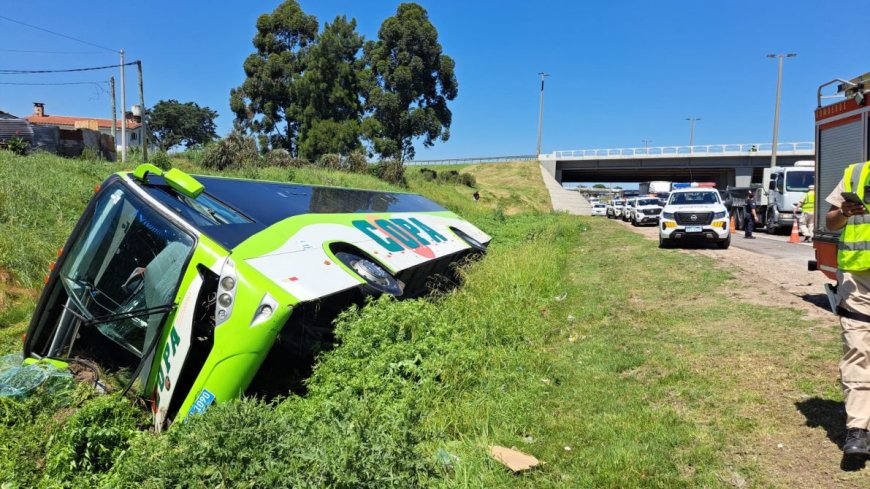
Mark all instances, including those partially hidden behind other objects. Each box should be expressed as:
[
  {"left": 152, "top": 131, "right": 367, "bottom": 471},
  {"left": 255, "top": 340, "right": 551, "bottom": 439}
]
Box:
[{"left": 1, "top": 151, "right": 846, "bottom": 487}]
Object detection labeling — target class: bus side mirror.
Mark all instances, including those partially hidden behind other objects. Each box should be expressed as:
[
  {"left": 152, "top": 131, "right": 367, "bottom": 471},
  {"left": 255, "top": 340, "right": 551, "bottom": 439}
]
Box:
[
  {"left": 164, "top": 169, "right": 204, "bottom": 198},
  {"left": 132, "top": 164, "right": 164, "bottom": 182}
]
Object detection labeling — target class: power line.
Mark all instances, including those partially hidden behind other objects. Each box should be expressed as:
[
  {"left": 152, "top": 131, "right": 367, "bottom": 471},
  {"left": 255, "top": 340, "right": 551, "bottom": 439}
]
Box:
[
  {"left": 0, "top": 61, "right": 138, "bottom": 74},
  {"left": 0, "top": 48, "right": 105, "bottom": 55},
  {"left": 0, "top": 15, "right": 118, "bottom": 53},
  {"left": 0, "top": 81, "right": 108, "bottom": 86}
]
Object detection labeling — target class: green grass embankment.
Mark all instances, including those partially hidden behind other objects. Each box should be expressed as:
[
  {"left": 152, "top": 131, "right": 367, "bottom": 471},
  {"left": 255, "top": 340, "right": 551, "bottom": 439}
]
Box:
[{"left": 0, "top": 151, "right": 846, "bottom": 487}]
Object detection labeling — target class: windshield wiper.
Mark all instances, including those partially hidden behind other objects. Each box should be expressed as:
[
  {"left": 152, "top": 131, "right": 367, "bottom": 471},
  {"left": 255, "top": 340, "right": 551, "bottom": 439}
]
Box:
[
  {"left": 61, "top": 274, "right": 124, "bottom": 315},
  {"left": 85, "top": 303, "right": 176, "bottom": 327},
  {"left": 59, "top": 274, "right": 95, "bottom": 321}
]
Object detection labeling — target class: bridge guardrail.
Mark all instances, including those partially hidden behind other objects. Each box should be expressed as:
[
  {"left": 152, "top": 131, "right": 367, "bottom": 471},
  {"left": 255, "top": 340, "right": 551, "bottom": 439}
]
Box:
[
  {"left": 402, "top": 155, "right": 536, "bottom": 166},
  {"left": 547, "top": 142, "right": 814, "bottom": 160}
]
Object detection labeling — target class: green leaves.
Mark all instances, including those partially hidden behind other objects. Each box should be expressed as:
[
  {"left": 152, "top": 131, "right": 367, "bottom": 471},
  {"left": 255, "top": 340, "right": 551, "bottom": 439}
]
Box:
[
  {"left": 361, "top": 3, "right": 458, "bottom": 163},
  {"left": 231, "top": 2, "right": 457, "bottom": 164},
  {"left": 231, "top": 0, "right": 319, "bottom": 156},
  {"left": 146, "top": 100, "right": 218, "bottom": 152}
]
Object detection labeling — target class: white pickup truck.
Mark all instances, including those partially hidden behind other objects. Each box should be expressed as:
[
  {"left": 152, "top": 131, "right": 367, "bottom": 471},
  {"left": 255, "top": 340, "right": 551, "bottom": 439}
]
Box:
[
  {"left": 630, "top": 197, "right": 663, "bottom": 226},
  {"left": 658, "top": 187, "right": 730, "bottom": 249},
  {"left": 607, "top": 199, "right": 625, "bottom": 219}
]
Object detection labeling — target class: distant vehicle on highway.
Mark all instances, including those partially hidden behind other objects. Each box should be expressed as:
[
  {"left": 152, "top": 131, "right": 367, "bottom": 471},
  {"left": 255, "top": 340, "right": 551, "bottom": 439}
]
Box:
[
  {"left": 630, "top": 197, "right": 663, "bottom": 226},
  {"left": 620, "top": 199, "right": 634, "bottom": 222},
  {"left": 659, "top": 186, "right": 730, "bottom": 249},
  {"left": 591, "top": 203, "right": 607, "bottom": 216},
  {"left": 639, "top": 181, "right": 671, "bottom": 200},
  {"left": 724, "top": 161, "right": 814, "bottom": 233},
  {"left": 607, "top": 199, "right": 625, "bottom": 219}
]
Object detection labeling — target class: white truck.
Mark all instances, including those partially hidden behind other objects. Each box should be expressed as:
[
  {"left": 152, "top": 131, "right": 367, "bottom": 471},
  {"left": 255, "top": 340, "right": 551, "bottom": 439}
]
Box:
[
  {"left": 607, "top": 199, "right": 625, "bottom": 219},
  {"left": 629, "top": 197, "right": 664, "bottom": 226},
  {"left": 724, "top": 161, "right": 815, "bottom": 233},
  {"left": 639, "top": 181, "right": 671, "bottom": 199}
]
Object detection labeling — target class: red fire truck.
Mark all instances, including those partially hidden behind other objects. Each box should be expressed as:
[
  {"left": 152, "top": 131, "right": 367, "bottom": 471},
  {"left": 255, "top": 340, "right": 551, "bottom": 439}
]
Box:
[{"left": 811, "top": 72, "right": 870, "bottom": 279}]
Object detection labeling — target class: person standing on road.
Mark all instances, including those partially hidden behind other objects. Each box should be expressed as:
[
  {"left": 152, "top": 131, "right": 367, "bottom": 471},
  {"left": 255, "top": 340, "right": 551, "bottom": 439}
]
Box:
[
  {"left": 825, "top": 163, "right": 870, "bottom": 456},
  {"left": 744, "top": 190, "right": 758, "bottom": 239},
  {"left": 796, "top": 184, "right": 816, "bottom": 242}
]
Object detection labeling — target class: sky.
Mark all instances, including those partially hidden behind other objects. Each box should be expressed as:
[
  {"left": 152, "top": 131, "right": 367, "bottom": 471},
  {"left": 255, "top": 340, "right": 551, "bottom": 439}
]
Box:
[{"left": 0, "top": 0, "right": 867, "bottom": 162}]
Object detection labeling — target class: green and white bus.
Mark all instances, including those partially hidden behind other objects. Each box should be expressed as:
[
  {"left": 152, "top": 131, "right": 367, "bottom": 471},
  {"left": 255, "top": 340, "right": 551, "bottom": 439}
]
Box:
[{"left": 23, "top": 164, "right": 490, "bottom": 430}]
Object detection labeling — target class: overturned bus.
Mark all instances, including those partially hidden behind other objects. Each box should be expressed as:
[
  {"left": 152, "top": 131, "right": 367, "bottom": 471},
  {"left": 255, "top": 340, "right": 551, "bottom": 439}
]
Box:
[{"left": 23, "top": 164, "right": 490, "bottom": 430}]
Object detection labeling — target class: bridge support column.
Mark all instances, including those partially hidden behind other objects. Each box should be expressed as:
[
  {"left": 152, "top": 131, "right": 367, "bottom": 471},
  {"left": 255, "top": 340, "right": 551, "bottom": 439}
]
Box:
[{"left": 735, "top": 167, "right": 753, "bottom": 188}]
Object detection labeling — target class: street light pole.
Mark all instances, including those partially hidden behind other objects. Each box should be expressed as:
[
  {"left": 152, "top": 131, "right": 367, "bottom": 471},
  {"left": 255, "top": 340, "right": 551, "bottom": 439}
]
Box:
[
  {"left": 767, "top": 53, "right": 797, "bottom": 168},
  {"left": 120, "top": 48, "right": 126, "bottom": 163},
  {"left": 642, "top": 139, "right": 652, "bottom": 151},
  {"left": 536, "top": 72, "right": 550, "bottom": 157},
  {"left": 685, "top": 117, "right": 700, "bottom": 147}
]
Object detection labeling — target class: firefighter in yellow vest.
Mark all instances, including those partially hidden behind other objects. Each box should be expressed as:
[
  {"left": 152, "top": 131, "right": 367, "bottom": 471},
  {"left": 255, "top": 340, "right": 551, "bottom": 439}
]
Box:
[
  {"left": 826, "top": 162, "right": 870, "bottom": 456},
  {"left": 795, "top": 184, "right": 815, "bottom": 242}
]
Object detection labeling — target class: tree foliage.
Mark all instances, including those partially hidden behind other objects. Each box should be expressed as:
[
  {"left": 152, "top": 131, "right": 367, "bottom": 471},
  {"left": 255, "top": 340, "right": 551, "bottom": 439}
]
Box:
[
  {"left": 230, "top": 1, "right": 457, "bottom": 165},
  {"left": 362, "top": 3, "right": 458, "bottom": 163},
  {"left": 230, "top": 0, "right": 318, "bottom": 153},
  {"left": 296, "top": 16, "right": 364, "bottom": 161},
  {"left": 146, "top": 100, "right": 218, "bottom": 151}
]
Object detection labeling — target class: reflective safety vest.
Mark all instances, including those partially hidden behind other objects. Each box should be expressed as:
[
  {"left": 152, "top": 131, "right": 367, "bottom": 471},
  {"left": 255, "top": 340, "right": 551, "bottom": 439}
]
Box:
[
  {"left": 839, "top": 162, "right": 870, "bottom": 271},
  {"left": 801, "top": 190, "right": 815, "bottom": 213}
]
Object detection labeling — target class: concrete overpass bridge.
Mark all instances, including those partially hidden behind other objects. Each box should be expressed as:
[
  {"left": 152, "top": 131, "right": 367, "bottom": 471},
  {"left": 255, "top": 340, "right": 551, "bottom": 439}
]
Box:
[{"left": 539, "top": 142, "right": 815, "bottom": 187}]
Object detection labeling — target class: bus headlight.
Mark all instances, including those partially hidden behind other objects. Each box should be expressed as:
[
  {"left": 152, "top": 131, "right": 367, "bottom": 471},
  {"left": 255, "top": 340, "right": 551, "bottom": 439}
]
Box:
[{"left": 215, "top": 258, "right": 237, "bottom": 326}]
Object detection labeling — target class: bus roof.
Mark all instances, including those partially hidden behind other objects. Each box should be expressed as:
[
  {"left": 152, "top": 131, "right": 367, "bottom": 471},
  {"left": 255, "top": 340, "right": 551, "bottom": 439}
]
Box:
[{"left": 133, "top": 174, "right": 446, "bottom": 250}]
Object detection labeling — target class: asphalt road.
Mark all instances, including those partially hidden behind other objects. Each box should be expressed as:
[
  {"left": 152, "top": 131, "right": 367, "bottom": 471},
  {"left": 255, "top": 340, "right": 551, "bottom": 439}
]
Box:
[
  {"left": 730, "top": 231, "right": 814, "bottom": 266},
  {"left": 617, "top": 218, "right": 815, "bottom": 266}
]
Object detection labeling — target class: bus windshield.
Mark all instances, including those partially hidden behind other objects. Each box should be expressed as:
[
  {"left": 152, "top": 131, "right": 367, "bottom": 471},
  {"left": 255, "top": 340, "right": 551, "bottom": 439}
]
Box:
[{"left": 58, "top": 184, "right": 194, "bottom": 357}]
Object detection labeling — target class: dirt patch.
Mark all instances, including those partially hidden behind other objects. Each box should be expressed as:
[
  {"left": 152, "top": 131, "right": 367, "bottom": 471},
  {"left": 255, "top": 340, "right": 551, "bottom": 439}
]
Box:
[
  {"left": 0, "top": 267, "right": 38, "bottom": 311},
  {"left": 615, "top": 220, "right": 870, "bottom": 488},
  {"left": 625, "top": 223, "right": 836, "bottom": 322}
]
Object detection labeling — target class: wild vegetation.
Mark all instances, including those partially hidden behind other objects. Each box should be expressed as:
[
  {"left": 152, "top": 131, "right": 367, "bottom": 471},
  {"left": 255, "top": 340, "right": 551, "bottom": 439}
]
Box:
[{"left": 0, "top": 150, "right": 855, "bottom": 487}]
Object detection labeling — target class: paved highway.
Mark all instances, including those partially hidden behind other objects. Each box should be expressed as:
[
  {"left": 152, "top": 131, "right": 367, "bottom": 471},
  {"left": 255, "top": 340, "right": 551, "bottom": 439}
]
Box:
[
  {"left": 624, "top": 220, "right": 815, "bottom": 266},
  {"left": 731, "top": 232, "right": 814, "bottom": 266}
]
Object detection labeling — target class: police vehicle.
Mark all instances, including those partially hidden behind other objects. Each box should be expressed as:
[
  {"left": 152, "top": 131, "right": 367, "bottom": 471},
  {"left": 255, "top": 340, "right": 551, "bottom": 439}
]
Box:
[
  {"left": 658, "top": 184, "right": 730, "bottom": 249},
  {"left": 630, "top": 197, "right": 664, "bottom": 226}
]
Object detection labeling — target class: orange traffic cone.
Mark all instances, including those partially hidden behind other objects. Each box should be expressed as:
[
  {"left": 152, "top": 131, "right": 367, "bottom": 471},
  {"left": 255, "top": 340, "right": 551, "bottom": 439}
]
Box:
[
  {"left": 730, "top": 214, "right": 736, "bottom": 234},
  {"left": 788, "top": 217, "right": 801, "bottom": 243}
]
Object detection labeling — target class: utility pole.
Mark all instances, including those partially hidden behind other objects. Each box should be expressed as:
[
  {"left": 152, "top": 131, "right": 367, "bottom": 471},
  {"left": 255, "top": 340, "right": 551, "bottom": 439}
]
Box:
[
  {"left": 110, "top": 76, "right": 117, "bottom": 143},
  {"left": 120, "top": 49, "right": 127, "bottom": 163},
  {"left": 685, "top": 118, "right": 700, "bottom": 147},
  {"left": 137, "top": 61, "right": 147, "bottom": 162},
  {"left": 536, "top": 72, "right": 550, "bottom": 157},
  {"left": 767, "top": 53, "right": 797, "bottom": 168},
  {"left": 642, "top": 139, "right": 652, "bottom": 151}
]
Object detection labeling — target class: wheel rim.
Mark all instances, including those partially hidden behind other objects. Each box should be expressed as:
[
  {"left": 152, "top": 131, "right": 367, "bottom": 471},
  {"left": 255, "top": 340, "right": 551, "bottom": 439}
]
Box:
[{"left": 335, "top": 252, "right": 403, "bottom": 296}]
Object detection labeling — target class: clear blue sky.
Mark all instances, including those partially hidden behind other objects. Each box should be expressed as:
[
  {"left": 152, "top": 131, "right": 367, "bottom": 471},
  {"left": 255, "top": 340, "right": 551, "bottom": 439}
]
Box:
[{"left": 0, "top": 1, "right": 866, "bottom": 160}]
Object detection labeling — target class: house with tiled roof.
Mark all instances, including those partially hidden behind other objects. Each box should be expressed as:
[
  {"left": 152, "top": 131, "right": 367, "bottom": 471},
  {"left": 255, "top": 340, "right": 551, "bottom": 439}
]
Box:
[{"left": 25, "top": 102, "right": 144, "bottom": 149}]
